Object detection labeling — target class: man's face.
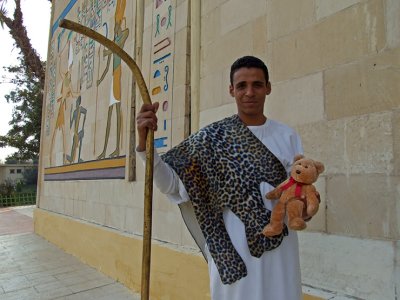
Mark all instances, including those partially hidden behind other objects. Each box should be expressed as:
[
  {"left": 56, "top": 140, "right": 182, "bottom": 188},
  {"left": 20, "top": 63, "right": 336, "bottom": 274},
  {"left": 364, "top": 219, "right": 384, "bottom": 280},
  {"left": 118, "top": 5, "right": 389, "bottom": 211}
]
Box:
[{"left": 229, "top": 67, "right": 271, "bottom": 123}]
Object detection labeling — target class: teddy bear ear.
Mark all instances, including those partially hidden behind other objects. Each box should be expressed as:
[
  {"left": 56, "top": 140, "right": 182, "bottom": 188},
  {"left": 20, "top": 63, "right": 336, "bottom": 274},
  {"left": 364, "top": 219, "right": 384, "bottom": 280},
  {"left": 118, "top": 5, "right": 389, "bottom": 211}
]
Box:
[
  {"left": 314, "top": 161, "right": 325, "bottom": 174},
  {"left": 293, "top": 154, "right": 304, "bottom": 162}
]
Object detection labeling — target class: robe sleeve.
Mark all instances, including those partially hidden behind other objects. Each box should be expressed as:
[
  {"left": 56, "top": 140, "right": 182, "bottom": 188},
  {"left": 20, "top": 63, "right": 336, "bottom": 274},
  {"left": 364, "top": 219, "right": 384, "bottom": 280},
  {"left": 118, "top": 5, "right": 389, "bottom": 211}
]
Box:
[{"left": 137, "top": 150, "right": 189, "bottom": 204}]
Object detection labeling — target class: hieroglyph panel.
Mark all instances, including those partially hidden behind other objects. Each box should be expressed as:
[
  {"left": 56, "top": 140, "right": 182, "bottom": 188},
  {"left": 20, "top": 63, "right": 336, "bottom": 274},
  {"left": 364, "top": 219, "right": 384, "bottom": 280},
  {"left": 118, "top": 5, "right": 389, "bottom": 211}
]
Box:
[
  {"left": 149, "top": 0, "right": 176, "bottom": 154},
  {"left": 43, "top": 0, "right": 135, "bottom": 180}
]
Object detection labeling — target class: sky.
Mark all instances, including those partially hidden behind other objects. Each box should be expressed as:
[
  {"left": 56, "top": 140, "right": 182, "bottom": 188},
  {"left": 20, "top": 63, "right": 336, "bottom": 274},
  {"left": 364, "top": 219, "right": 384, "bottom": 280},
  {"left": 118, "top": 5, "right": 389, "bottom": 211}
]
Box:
[{"left": 0, "top": 0, "right": 51, "bottom": 161}]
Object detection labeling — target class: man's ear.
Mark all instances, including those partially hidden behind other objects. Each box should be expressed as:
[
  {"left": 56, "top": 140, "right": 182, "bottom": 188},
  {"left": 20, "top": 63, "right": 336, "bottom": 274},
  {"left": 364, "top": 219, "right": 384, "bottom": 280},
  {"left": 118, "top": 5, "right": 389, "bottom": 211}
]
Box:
[
  {"left": 266, "top": 81, "right": 272, "bottom": 95},
  {"left": 229, "top": 85, "right": 234, "bottom": 97}
]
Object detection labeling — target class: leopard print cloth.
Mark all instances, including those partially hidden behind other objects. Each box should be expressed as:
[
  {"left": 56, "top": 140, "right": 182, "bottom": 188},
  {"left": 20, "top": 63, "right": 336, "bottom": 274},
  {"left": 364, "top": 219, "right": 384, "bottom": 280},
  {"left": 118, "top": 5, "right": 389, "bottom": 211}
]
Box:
[{"left": 161, "top": 115, "right": 288, "bottom": 284}]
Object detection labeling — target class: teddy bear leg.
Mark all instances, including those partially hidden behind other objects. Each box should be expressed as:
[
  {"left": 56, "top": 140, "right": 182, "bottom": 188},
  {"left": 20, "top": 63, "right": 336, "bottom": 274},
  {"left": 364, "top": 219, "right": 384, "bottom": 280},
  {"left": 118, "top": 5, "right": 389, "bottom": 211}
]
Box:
[
  {"left": 263, "top": 202, "right": 285, "bottom": 237},
  {"left": 287, "top": 200, "right": 306, "bottom": 231}
]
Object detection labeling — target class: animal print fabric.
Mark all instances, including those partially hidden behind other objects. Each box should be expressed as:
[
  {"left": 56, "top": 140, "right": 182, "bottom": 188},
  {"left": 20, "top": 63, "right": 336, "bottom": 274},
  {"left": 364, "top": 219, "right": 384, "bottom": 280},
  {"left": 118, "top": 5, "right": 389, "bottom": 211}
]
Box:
[{"left": 161, "top": 115, "right": 288, "bottom": 284}]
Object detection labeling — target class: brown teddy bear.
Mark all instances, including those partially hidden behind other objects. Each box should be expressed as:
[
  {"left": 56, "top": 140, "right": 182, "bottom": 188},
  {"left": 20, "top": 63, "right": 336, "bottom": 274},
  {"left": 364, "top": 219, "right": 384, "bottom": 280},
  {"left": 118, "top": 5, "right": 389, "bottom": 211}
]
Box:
[{"left": 262, "top": 154, "right": 324, "bottom": 237}]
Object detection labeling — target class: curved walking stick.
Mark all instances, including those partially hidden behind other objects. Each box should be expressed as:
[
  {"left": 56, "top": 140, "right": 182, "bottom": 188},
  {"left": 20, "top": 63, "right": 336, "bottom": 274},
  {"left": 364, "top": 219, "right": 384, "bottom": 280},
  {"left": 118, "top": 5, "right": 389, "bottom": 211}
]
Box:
[{"left": 59, "top": 19, "right": 154, "bottom": 300}]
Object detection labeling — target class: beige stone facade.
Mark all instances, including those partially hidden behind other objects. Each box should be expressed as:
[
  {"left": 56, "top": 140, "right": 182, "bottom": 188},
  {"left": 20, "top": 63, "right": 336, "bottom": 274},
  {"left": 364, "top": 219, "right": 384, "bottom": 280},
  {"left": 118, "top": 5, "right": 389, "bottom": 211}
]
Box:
[{"left": 37, "top": 1, "right": 399, "bottom": 299}]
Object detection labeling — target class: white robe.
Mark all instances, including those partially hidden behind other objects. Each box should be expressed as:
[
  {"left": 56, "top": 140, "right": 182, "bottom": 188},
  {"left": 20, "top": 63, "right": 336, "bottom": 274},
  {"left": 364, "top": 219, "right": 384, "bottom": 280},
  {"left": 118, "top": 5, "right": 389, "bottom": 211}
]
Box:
[{"left": 138, "top": 118, "right": 303, "bottom": 300}]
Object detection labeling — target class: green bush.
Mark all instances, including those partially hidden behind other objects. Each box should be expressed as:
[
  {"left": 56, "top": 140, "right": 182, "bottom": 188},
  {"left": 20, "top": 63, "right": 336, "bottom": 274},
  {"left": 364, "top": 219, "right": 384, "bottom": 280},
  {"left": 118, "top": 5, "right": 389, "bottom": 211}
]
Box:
[{"left": 0, "top": 180, "right": 16, "bottom": 196}]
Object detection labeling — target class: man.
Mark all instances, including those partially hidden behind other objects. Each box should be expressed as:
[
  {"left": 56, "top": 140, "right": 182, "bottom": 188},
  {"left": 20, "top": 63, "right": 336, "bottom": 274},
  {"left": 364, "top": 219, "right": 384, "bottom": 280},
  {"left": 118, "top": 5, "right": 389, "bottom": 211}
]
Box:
[{"left": 136, "top": 56, "right": 303, "bottom": 299}]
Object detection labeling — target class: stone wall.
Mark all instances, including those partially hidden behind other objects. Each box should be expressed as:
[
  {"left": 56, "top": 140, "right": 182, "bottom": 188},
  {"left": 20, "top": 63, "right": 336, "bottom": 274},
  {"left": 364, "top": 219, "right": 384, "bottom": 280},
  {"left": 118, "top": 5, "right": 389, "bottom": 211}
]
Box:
[{"left": 199, "top": 0, "right": 399, "bottom": 299}]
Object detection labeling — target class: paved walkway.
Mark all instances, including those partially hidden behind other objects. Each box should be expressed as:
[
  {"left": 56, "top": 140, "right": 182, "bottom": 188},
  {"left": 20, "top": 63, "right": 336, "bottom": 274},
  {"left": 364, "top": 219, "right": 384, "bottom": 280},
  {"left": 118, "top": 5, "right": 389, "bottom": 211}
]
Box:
[{"left": 0, "top": 206, "right": 140, "bottom": 300}]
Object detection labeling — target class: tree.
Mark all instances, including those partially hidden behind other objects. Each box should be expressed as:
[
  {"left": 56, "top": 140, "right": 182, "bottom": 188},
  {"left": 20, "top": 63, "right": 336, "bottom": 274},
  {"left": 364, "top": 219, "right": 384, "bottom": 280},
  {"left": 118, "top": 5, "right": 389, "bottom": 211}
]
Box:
[
  {"left": 0, "top": 0, "right": 49, "bottom": 160},
  {"left": 0, "top": 58, "right": 43, "bottom": 160},
  {"left": 22, "top": 165, "right": 38, "bottom": 185},
  {"left": 0, "top": 0, "right": 46, "bottom": 88}
]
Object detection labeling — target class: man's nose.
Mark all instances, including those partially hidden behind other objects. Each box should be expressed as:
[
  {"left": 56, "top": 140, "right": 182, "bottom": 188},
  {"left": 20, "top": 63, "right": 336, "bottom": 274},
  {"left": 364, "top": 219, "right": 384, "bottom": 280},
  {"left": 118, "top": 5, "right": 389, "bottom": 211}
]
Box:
[{"left": 245, "top": 86, "right": 255, "bottom": 96}]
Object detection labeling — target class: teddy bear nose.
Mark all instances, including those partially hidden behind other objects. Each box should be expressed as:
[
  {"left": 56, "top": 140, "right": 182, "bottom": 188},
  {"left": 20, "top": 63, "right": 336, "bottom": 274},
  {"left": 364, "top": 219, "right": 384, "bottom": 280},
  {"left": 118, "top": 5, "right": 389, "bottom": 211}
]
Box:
[{"left": 296, "top": 170, "right": 301, "bottom": 174}]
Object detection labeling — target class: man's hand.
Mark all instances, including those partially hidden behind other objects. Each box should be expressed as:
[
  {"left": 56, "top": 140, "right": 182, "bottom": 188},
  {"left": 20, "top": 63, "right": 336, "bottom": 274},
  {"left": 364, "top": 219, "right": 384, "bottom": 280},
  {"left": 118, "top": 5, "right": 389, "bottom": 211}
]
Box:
[{"left": 136, "top": 102, "right": 159, "bottom": 152}]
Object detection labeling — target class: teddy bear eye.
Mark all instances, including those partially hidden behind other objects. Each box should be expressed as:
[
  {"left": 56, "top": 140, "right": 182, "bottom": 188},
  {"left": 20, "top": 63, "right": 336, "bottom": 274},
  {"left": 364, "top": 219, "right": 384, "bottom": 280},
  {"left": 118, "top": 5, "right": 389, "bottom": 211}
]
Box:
[{"left": 305, "top": 165, "right": 308, "bottom": 168}]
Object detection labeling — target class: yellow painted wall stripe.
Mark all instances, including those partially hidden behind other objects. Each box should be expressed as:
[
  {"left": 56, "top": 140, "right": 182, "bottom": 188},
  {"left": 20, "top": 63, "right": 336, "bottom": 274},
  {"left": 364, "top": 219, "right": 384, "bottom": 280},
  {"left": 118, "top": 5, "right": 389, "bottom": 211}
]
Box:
[
  {"left": 34, "top": 209, "right": 210, "bottom": 300},
  {"left": 44, "top": 157, "right": 125, "bottom": 174}
]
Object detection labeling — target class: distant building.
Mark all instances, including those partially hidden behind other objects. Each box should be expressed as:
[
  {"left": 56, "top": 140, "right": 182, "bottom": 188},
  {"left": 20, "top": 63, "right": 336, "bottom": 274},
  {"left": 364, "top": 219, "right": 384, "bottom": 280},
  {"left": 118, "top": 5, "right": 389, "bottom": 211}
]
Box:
[{"left": 0, "top": 163, "right": 37, "bottom": 184}]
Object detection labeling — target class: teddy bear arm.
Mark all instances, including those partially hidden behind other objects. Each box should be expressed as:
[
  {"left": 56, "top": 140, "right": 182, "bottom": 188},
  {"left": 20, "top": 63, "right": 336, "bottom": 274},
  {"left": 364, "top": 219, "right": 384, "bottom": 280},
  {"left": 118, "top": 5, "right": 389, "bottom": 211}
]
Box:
[
  {"left": 304, "top": 186, "right": 320, "bottom": 216},
  {"left": 265, "top": 187, "right": 283, "bottom": 200}
]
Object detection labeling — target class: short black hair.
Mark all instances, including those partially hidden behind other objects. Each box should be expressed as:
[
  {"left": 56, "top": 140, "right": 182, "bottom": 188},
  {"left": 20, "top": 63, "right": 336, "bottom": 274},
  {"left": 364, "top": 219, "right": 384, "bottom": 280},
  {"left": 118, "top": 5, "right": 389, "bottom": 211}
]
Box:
[{"left": 230, "top": 56, "right": 269, "bottom": 85}]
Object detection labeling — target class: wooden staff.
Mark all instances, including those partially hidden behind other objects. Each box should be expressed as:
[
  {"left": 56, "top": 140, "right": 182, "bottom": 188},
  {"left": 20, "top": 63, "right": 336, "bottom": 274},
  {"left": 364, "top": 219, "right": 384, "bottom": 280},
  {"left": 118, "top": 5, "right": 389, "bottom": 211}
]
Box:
[{"left": 59, "top": 19, "right": 154, "bottom": 300}]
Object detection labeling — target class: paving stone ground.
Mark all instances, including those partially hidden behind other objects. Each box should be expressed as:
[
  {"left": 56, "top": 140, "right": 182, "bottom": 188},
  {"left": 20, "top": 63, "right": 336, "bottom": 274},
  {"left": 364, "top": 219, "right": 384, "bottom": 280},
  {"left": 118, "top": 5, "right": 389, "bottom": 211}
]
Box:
[{"left": 0, "top": 206, "right": 140, "bottom": 300}]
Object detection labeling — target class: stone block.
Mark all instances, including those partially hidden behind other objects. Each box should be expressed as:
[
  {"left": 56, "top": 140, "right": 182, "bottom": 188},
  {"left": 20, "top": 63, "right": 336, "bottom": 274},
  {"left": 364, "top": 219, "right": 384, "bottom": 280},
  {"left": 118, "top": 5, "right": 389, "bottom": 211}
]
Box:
[
  {"left": 135, "top": 153, "right": 146, "bottom": 181},
  {"left": 269, "top": 0, "right": 386, "bottom": 82},
  {"left": 153, "top": 189, "right": 176, "bottom": 212},
  {"left": 297, "top": 120, "right": 345, "bottom": 174},
  {"left": 201, "top": 0, "right": 228, "bottom": 16},
  {"left": 319, "top": 0, "right": 385, "bottom": 65},
  {"left": 152, "top": 208, "right": 183, "bottom": 244},
  {"left": 76, "top": 188, "right": 85, "bottom": 208},
  {"left": 325, "top": 48, "right": 400, "bottom": 120},
  {"left": 344, "top": 112, "right": 394, "bottom": 174},
  {"left": 385, "top": 0, "right": 400, "bottom": 48},
  {"left": 393, "top": 109, "right": 400, "bottom": 175},
  {"left": 73, "top": 200, "right": 84, "bottom": 219},
  {"left": 97, "top": 181, "right": 115, "bottom": 205},
  {"left": 171, "top": 84, "right": 187, "bottom": 120},
  {"left": 171, "top": 116, "right": 186, "bottom": 147},
  {"left": 64, "top": 199, "right": 74, "bottom": 216},
  {"left": 201, "top": 6, "right": 221, "bottom": 47},
  {"left": 200, "top": 71, "right": 223, "bottom": 111},
  {"left": 327, "top": 174, "right": 399, "bottom": 239},
  {"left": 173, "top": 52, "right": 187, "bottom": 87},
  {"left": 395, "top": 241, "right": 400, "bottom": 297},
  {"left": 201, "top": 23, "right": 253, "bottom": 78},
  {"left": 81, "top": 201, "right": 91, "bottom": 222},
  {"left": 54, "top": 197, "right": 65, "bottom": 215},
  {"left": 220, "top": 0, "right": 266, "bottom": 35},
  {"left": 141, "top": 27, "right": 152, "bottom": 81},
  {"left": 111, "top": 182, "right": 130, "bottom": 207},
  {"left": 252, "top": 16, "right": 268, "bottom": 57},
  {"left": 221, "top": 65, "right": 234, "bottom": 105},
  {"left": 299, "top": 232, "right": 396, "bottom": 299},
  {"left": 267, "top": 0, "right": 315, "bottom": 40},
  {"left": 124, "top": 207, "right": 143, "bottom": 235},
  {"left": 144, "top": 4, "right": 153, "bottom": 29},
  {"left": 85, "top": 181, "right": 99, "bottom": 204},
  {"left": 267, "top": 27, "right": 322, "bottom": 83},
  {"left": 175, "top": 1, "right": 188, "bottom": 32},
  {"left": 266, "top": 72, "right": 324, "bottom": 127},
  {"left": 90, "top": 202, "right": 106, "bottom": 225},
  {"left": 38, "top": 195, "right": 50, "bottom": 210},
  {"left": 105, "top": 205, "right": 125, "bottom": 230},
  {"left": 130, "top": 181, "right": 145, "bottom": 209},
  {"left": 298, "top": 112, "right": 395, "bottom": 175},
  {"left": 316, "top": 0, "right": 362, "bottom": 20},
  {"left": 174, "top": 28, "right": 188, "bottom": 56}
]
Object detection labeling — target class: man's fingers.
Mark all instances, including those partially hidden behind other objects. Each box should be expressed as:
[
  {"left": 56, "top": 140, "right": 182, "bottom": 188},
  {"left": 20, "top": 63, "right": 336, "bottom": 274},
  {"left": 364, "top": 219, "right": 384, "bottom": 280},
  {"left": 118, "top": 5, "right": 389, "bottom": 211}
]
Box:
[
  {"left": 153, "top": 102, "right": 159, "bottom": 112},
  {"left": 139, "top": 102, "right": 159, "bottom": 113},
  {"left": 137, "top": 117, "right": 158, "bottom": 131}
]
